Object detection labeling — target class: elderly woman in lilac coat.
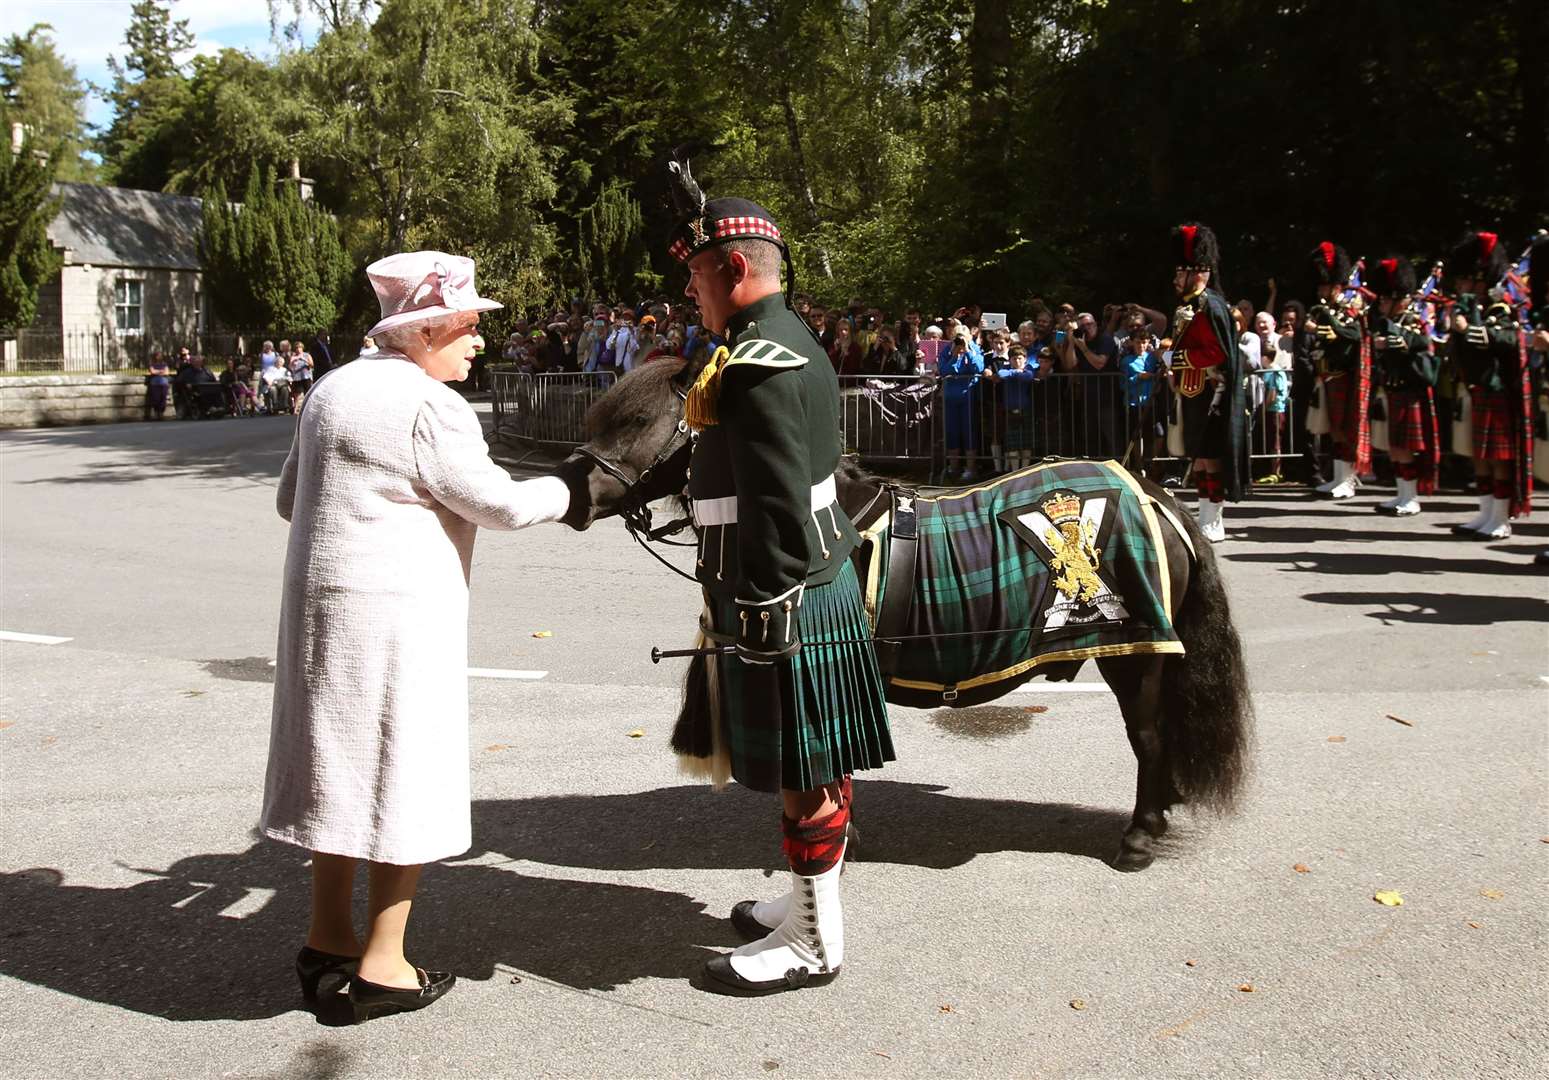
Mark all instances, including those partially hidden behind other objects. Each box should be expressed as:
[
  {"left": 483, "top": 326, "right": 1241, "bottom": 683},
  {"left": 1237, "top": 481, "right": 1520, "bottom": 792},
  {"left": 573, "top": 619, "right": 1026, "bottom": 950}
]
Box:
[{"left": 261, "top": 252, "right": 582, "bottom": 1022}]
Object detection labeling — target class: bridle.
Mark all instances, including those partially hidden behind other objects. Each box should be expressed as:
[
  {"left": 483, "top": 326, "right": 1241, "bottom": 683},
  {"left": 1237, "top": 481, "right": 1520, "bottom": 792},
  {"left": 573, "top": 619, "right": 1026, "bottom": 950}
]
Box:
[{"left": 572, "top": 386, "right": 700, "bottom": 582}]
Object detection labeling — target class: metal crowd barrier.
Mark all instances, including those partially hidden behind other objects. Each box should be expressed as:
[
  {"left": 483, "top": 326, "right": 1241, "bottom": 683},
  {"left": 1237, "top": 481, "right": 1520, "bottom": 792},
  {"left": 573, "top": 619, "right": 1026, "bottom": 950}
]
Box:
[
  {"left": 492, "top": 366, "right": 1302, "bottom": 483},
  {"left": 490, "top": 368, "right": 616, "bottom": 448}
]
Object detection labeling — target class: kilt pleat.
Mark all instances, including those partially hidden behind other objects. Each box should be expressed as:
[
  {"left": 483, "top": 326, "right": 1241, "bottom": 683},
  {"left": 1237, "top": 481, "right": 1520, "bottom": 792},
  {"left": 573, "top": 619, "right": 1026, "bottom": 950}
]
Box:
[
  {"left": 1469, "top": 387, "right": 1517, "bottom": 462},
  {"left": 712, "top": 559, "right": 894, "bottom": 793}
]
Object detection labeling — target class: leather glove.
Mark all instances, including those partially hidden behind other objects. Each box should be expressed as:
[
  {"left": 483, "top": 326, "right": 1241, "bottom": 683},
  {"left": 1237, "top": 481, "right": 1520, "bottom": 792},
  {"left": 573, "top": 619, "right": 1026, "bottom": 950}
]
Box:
[{"left": 734, "top": 586, "right": 804, "bottom": 665}]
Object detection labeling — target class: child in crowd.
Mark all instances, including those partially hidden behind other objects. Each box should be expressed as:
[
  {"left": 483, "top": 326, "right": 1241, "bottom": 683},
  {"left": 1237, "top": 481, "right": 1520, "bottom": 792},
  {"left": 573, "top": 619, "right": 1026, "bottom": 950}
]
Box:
[
  {"left": 986, "top": 344, "right": 1037, "bottom": 471},
  {"left": 1121, "top": 316, "right": 1163, "bottom": 474},
  {"left": 1256, "top": 311, "right": 1292, "bottom": 482}
]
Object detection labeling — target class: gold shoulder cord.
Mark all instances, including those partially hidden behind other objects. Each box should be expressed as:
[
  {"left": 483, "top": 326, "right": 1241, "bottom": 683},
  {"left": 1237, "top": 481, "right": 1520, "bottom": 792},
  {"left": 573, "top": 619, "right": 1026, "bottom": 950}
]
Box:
[{"left": 685, "top": 345, "right": 730, "bottom": 429}]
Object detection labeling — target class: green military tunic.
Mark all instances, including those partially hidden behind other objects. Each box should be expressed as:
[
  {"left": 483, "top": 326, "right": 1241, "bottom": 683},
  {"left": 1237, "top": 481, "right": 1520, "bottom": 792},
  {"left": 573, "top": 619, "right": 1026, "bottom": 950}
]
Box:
[{"left": 688, "top": 292, "right": 893, "bottom": 793}]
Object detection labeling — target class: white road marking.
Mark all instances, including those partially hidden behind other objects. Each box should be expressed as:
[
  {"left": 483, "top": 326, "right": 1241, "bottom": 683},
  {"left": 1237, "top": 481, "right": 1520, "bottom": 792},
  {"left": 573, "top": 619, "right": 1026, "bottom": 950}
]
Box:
[
  {"left": 0, "top": 631, "right": 73, "bottom": 645},
  {"left": 265, "top": 659, "right": 547, "bottom": 681},
  {"left": 468, "top": 668, "right": 548, "bottom": 680},
  {"left": 1010, "top": 682, "right": 1109, "bottom": 694}
]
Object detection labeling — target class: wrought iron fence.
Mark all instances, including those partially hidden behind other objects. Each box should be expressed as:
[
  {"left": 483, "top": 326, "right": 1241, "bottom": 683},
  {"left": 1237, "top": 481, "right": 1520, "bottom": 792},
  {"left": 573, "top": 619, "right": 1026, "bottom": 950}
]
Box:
[
  {"left": 0, "top": 326, "right": 341, "bottom": 374},
  {"left": 489, "top": 367, "right": 1301, "bottom": 483}
]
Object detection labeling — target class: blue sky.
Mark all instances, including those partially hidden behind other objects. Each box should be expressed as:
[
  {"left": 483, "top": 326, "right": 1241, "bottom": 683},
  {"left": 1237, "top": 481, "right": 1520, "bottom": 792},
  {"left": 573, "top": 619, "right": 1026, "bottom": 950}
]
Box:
[{"left": 2, "top": 1, "right": 318, "bottom": 132}]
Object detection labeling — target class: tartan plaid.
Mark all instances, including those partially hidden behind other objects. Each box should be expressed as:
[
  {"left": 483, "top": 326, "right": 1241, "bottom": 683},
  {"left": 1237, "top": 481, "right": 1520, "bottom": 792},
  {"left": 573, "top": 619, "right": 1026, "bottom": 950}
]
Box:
[
  {"left": 1386, "top": 389, "right": 1441, "bottom": 494},
  {"left": 1470, "top": 388, "right": 1517, "bottom": 462},
  {"left": 1323, "top": 360, "right": 1373, "bottom": 468},
  {"left": 870, "top": 460, "right": 1181, "bottom": 697},
  {"left": 707, "top": 560, "right": 893, "bottom": 793}
]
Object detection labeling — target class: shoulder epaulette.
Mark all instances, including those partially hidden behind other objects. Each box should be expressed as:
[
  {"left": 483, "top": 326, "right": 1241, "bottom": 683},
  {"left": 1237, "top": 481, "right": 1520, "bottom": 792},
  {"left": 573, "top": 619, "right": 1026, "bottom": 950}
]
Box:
[{"left": 725, "top": 338, "right": 809, "bottom": 369}]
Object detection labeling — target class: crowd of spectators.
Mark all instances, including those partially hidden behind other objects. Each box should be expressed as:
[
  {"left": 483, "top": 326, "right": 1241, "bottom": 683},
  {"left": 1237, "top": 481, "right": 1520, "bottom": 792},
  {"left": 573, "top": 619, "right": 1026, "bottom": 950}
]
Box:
[{"left": 148, "top": 333, "right": 334, "bottom": 421}]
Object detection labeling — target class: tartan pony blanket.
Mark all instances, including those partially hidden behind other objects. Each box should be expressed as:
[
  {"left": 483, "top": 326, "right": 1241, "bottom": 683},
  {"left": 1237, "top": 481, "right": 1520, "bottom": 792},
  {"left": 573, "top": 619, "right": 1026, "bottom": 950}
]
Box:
[{"left": 858, "top": 459, "right": 1188, "bottom": 707}]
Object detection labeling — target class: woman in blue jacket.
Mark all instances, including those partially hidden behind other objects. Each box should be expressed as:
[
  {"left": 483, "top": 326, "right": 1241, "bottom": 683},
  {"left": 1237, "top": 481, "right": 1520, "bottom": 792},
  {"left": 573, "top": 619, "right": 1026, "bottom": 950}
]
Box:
[{"left": 939, "top": 329, "right": 985, "bottom": 481}]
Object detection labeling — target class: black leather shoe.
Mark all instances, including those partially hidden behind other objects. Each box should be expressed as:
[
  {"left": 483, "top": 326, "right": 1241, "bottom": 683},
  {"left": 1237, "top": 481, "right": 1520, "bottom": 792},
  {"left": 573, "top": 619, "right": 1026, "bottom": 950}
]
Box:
[
  {"left": 1535, "top": 550, "right": 1549, "bottom": 568},
  {"left": 348, "top": 968, "right": 455, "bottom": 1022},
  {"left": 702, "top": 953, "right": 839, "bottom": 996},
  {"left": 730, "top": 901, "right": 774, "bottom": 943},
  {"left": 295, "top": 946, "right": 359, "bottom": 1002}
]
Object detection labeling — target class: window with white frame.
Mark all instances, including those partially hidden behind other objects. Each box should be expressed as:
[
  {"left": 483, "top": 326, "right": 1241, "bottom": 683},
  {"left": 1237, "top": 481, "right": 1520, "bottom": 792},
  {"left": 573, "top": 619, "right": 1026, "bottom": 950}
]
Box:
[{"left": 115, "top": 278, "right": 143, "bottom": 333}]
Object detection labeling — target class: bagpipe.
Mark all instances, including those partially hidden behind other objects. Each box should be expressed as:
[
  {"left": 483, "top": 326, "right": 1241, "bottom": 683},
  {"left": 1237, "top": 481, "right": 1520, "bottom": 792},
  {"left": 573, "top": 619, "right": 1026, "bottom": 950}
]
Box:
[{"left": 1309, "top": 258, "right": 1371, "bottom": 336}]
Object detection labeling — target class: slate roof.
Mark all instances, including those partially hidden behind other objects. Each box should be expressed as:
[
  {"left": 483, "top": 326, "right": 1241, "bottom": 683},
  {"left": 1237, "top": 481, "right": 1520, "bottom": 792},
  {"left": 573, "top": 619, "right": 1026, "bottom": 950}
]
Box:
[{"left": 47, "top": 182, "right": 204, "bottom": 271}]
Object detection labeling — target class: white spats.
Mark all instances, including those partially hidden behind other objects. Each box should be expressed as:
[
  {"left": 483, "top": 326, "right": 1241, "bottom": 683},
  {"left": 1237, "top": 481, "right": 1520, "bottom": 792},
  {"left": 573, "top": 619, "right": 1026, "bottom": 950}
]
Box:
[
  {"left": 1453, "top": 493, "right": 1493, "bottom": 534},
  {"left": 1197, "top": 499, "right": 1226, "bottom": 544},
  {"left": 1477, "top": 497, "right": 1513, "bottom": 540},
  {"left": 1326, "top": 460, "right": 1360, "bottom": 500},
  {"left": 1391, "top": 478, "right": 1422, "bottom": 516},
  {"left": 726, "top": 859, "right": 844, "bottom": 984}
]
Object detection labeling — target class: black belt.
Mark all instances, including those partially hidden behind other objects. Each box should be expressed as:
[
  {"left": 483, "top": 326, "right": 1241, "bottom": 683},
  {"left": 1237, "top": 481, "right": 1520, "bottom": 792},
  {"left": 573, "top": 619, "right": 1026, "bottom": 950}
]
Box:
[{"left": 873, "top": 487, "right": 918, "bottom": 677}]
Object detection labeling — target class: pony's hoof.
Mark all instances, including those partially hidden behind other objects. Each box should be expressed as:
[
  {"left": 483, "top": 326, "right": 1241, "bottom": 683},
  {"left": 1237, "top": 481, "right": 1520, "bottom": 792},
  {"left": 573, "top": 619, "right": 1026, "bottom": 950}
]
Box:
[{"left": 1112, "top": 845, "right": 1155, "bottom": 872}]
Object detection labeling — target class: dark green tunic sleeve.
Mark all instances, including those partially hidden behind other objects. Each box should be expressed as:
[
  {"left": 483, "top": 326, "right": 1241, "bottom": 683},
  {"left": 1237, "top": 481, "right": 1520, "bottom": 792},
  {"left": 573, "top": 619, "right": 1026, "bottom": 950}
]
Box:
[{"left": 720, "top": 364, "right": 811, "bottom": 607}]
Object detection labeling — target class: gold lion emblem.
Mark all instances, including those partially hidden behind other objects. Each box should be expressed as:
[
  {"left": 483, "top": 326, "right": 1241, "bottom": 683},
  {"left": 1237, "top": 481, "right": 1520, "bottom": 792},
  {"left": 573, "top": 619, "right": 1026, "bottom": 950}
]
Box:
[{"left": 1039, "top": 493, "right": 1104, "bottom": 604}]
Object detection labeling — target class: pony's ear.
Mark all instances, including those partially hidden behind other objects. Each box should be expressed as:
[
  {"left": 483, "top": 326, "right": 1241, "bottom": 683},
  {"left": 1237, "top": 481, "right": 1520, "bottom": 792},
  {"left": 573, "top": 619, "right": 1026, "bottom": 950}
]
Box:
[{"left": 671, "top": 352, "right": 711, "bottom": 389}]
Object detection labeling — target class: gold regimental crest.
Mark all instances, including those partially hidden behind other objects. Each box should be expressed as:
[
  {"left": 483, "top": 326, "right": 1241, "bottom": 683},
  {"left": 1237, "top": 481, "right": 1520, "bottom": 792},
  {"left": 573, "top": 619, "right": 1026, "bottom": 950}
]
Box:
[
  {"left": 689, "top": 216, "right": 710, "bottom": 247},
  {"left": 1039, "top": 492, "right": 1104, "bottom": 604}
]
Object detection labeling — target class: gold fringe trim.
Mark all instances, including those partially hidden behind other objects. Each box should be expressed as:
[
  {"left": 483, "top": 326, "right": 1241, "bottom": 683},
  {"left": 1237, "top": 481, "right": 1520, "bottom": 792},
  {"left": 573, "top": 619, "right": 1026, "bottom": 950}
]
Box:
[{"left": 684, "top": 345, "right": 729, "bottom": 430}]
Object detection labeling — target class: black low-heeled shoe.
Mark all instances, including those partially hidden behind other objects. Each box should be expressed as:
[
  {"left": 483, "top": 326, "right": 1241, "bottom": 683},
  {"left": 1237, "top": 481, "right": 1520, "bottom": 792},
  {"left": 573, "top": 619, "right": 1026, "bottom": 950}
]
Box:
[
  {"left": 348, "top": 968, "right": 456, "bottom": 1023},
  {"left": 295, "top": 946, "right": 360, "bottom": 1002}
]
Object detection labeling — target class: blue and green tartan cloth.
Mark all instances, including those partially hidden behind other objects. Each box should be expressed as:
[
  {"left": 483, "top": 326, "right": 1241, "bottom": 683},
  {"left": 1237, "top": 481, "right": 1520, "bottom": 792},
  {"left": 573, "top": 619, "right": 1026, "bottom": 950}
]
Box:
[
  {"left": 860, "top": 459, "right": 1184, "bottom": 698},
  {"left": 707, "top": 559, "right": 894, "bottom": 793}
]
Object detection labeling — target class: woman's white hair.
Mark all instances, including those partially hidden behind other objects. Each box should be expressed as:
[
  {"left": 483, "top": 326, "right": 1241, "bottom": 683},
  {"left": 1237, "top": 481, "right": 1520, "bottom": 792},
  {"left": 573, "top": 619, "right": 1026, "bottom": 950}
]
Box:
[{"left": 374, "top": 315, "right": 462, "bottom": 357}]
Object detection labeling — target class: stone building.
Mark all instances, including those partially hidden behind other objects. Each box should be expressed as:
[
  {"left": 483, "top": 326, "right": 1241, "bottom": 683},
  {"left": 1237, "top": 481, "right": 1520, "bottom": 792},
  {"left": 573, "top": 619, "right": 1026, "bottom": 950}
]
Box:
[{"left": 19, "top": 183, "right": 208, "bottom": 369}]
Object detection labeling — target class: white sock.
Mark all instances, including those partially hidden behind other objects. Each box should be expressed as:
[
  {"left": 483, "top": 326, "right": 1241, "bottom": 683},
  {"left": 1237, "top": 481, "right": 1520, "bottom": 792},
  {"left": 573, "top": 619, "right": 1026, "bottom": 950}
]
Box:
[{"left": 1459, "top": 492, "right": 1492, "bottom": 532}]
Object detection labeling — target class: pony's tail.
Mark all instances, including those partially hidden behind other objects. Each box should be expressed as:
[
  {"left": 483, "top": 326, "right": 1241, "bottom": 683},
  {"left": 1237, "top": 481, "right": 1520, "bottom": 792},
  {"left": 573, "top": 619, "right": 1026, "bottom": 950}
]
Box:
[
  {"left": 671, "top": 634, "right": 731, "bottom": 789},
  {"left": 1161, "top": 513, "right": 1253, "bottom": 813}
]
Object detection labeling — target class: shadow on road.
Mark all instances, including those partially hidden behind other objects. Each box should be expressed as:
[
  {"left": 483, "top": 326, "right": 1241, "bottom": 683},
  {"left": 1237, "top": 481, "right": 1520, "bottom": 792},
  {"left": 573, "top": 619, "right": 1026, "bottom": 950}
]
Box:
[
  {"left": 1299, "top": 591, "right": 1549, "bottom": 625},
  {"left": 5, "top": 417, "right": 292, "bottom": 487},
  {"left": 0, "top": 783, "right": 1130, "bottom": 1021},
  {"left": 1225, "top": 551, "right": 1523, "bottom": 576}
]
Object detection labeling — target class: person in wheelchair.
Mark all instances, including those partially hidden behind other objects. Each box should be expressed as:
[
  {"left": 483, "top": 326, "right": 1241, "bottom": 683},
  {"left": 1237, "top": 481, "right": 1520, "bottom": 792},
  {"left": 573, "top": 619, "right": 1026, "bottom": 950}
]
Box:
[
  {"left": 221, "top": 357, "right": 259, "bottom": 417},
  {"left": 172, "top": 351, "right": 218, "bottom": 419},
  {"left": 262, "top": 357, "right": 294, "bottom": 415}
]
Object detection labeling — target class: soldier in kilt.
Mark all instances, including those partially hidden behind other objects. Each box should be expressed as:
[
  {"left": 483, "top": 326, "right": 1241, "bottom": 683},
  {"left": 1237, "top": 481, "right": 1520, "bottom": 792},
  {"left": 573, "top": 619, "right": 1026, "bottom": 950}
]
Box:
[
  {"left": 1445, "top": 231, "right": 1532, "bottom": 540},
  {"left": 1163, "top": 223, "right": 1246, "bottom": 543},
  {"left": 1368, "top": 257, "right": 1440, "bottom": 516},
  {"left": 666, "top": 150, "right": 893, "bottom": 994},
  {"left": 1305, "top": 242, "right": 1371, "bottom": 499}
]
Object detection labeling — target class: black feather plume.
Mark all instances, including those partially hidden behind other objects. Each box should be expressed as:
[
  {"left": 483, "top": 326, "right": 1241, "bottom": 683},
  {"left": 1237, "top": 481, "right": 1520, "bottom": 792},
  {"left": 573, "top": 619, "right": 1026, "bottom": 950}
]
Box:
[{"left": 668, "top": 142, "right": 717, "bottom": 217}]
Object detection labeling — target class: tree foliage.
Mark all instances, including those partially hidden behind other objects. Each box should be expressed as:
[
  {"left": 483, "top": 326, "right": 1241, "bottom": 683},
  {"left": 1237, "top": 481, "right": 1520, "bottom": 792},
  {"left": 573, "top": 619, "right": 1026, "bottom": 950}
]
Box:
[
  {"left": 0, "top": 104, "right": 63, "bottom": 328},
  {"left": 0, "top": 24, "right": 95, "bottom": 182},
  {"left": 86, "top": 0, "right": 1543, "bottom": 321},
  {"left": 201, "top": 165, "right": 351, "bottom": 332}
]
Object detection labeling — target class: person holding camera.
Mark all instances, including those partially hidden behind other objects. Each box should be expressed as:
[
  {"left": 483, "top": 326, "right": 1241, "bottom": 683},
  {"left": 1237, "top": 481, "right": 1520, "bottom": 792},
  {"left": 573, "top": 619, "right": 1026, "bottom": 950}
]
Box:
[
  {"left": 940, "top": 328, "right": 986, "bottom": 481},
  {"left": 863, "top": 328, "right": 908, "bottom": 375}
]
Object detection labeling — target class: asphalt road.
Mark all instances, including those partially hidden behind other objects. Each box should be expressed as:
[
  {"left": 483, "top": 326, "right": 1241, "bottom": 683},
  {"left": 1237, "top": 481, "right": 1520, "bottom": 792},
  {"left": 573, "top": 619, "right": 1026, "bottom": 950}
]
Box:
[{"left": 1, "top": 410, "right": 1546, "bottom": 1080}]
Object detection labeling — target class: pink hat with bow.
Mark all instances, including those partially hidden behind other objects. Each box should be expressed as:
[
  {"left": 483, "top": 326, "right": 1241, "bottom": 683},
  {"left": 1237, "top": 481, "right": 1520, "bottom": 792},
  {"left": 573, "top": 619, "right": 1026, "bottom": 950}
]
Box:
[{"left": 365, "top": 251, "right": 502, "bottom": 339}]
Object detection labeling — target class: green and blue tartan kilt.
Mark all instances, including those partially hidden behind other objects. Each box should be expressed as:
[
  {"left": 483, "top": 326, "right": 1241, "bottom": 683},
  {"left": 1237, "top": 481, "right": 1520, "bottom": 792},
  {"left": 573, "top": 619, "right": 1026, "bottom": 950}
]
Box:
[{"left": 707, "top": 560, "right": 894, "bottom": 793}]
